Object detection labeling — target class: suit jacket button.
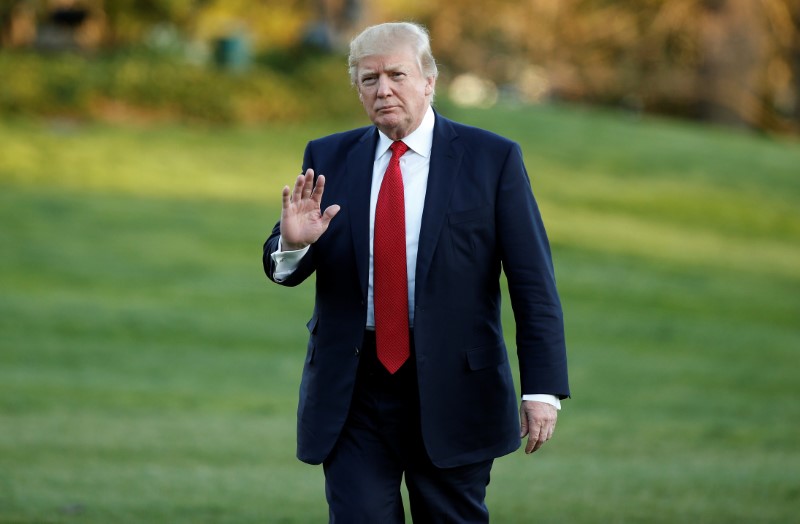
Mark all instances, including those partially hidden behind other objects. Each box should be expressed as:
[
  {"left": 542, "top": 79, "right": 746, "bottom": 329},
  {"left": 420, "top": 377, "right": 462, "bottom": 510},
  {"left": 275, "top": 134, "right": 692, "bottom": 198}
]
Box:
[{"left": 354, "top": 347, "right": 360, "bottom": 356}]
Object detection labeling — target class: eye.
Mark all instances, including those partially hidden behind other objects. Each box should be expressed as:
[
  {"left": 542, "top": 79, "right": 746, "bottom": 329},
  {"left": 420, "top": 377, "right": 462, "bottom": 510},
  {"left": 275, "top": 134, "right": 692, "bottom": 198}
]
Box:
[
  {"left": 391, "top": 72, "right": 406, "bottom": 80},
  {"left": 361, "top": 76, "right": 377, "bottom": 86}
]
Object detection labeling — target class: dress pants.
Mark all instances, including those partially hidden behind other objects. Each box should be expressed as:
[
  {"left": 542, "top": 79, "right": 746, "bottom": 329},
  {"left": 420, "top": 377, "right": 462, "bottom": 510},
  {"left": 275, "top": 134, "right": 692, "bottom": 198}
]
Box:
[{"left": 323, "top": 330, "right": 493, "bottom": 523}]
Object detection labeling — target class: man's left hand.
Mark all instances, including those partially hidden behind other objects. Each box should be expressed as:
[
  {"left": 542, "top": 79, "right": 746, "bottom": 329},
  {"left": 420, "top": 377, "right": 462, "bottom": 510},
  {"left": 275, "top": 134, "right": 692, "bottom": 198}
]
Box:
[{"left": 519, "top": 400, "right": 558, "bottom": 454}]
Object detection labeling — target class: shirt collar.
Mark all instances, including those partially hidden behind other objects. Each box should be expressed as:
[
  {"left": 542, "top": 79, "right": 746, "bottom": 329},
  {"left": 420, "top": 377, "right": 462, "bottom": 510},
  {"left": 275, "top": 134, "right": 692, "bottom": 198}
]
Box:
[{"left": 376, "top": 105, "right": 435, "bottom": 159}]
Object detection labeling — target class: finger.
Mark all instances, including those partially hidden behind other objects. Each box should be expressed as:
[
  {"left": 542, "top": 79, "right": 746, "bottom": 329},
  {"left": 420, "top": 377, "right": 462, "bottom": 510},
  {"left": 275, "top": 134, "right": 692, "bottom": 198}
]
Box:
[
  {"left": 525, "top": 422, "right": 542, "bottom": 454},
  {"left": 292, "top": 174, "right": 305, "bottom": 203},
  {"left": 532, "top": 419, "right": 557, "bottom": 454},
  {"left": 546, "top": 421, "right": 556, "bottom": 441},
  {"left": 311, "top": 174, "right": 326, "bottom": 203},
  {"left": 281, "top": 185, "right": 290, "bottom": 209},
  {"left": 303, "top": 169, "right": 315, "bottom": 197},
  {"left": 533, "top": 426, "right": 549, "bottom": 453}
]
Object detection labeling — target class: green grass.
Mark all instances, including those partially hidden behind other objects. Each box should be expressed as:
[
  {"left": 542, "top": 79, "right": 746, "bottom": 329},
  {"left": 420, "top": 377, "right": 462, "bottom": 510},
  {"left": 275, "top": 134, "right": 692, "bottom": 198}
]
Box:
[{"left": 1, "top": 104, "right": 799, "bottom": 523}]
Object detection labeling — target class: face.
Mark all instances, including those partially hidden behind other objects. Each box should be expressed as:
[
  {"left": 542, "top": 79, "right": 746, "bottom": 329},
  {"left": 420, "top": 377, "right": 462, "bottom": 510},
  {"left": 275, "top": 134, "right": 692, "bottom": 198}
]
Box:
[{"left": 356, "top": 47, "right": 435, "bottom": 140}]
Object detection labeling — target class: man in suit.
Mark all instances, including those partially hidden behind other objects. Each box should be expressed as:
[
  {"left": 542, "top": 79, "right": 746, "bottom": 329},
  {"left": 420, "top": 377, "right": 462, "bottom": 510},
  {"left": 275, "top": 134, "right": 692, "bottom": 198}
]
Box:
[{"left": 263, "top": 21, "right": 569, "bottom": 523}]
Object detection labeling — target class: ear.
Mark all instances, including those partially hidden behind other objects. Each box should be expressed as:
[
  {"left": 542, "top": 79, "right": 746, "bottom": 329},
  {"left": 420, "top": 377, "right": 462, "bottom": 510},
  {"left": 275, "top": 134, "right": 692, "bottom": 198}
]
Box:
[{"left": 424, "top": 77, "right": 435, "bottom": 95}]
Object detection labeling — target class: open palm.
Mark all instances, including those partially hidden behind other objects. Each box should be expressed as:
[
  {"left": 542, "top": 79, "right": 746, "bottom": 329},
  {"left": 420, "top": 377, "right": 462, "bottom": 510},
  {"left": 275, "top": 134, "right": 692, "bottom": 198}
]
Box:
[{"left": 280, "top": 169, "right": 341, "bottom": 251}]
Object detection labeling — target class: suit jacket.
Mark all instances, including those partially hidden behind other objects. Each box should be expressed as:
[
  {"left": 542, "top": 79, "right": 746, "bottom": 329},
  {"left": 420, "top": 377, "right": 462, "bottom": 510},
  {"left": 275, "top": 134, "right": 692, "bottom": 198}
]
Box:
[{"left": 263, "top": 112, "right": 569, "bottom": 468}]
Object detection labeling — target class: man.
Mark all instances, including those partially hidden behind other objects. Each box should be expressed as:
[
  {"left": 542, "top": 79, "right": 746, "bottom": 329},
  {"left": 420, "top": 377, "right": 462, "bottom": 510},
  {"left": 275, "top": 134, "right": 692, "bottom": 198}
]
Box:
[{"left": 263, "top": 22, "right": 569, "bottom": 523}]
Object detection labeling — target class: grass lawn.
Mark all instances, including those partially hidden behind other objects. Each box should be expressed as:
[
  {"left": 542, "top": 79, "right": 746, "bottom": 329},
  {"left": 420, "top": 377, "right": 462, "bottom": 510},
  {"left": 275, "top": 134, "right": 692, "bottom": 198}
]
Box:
[{"left": 1, "top": 103, "right": 799, "bottom": 523}]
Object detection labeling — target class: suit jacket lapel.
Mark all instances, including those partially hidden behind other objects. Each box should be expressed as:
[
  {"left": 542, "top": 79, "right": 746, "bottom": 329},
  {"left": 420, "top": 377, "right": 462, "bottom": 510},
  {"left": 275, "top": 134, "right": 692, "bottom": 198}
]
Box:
[
  {"left": 346, "top": 127, "right": 379, "bottom": 301},
  {"left": 415, "top": 114, "right": 463, "bottom": 299}
]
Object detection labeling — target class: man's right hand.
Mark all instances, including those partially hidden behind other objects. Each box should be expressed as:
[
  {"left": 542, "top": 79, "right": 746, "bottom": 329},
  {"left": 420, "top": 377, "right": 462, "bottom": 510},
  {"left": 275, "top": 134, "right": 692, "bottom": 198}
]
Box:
[{"left": 280, "top": 169, "right": 341, "bottom": 251}]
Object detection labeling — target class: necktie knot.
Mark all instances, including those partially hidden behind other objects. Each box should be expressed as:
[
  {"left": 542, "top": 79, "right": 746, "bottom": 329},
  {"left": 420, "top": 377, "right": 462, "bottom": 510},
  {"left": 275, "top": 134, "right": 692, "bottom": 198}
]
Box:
[{"left": 390, "top": 140, "right": 409, "bottom": 159}]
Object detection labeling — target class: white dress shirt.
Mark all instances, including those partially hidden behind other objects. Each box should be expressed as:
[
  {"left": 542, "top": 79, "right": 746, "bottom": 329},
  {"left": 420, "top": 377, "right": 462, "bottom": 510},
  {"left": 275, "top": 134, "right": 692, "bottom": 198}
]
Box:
[{"left": 270, "top": 106, "right": 560, "bottom": 410}]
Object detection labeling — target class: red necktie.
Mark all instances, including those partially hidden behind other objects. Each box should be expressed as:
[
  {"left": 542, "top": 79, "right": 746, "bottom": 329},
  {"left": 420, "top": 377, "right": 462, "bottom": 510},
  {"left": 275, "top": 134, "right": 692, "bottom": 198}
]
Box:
[{"left": 374, "top": 141, "right": 410, "bottom": 374}]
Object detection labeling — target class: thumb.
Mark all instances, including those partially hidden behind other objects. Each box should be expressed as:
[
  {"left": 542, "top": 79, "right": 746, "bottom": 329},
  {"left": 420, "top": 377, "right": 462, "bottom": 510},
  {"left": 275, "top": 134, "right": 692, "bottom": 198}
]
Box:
[{"left": 321, "top": 204, "right": 341, "bottom": 224}]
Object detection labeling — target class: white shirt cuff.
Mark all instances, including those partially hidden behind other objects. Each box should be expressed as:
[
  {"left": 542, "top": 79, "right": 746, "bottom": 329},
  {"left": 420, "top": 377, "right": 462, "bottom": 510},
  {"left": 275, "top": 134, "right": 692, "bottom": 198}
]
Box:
[
  {"left": 270, "top": 238, "right": 310, "bottom": 281},
  {"left": 522, "top": 394, "right": 561, "bottom": 410}
]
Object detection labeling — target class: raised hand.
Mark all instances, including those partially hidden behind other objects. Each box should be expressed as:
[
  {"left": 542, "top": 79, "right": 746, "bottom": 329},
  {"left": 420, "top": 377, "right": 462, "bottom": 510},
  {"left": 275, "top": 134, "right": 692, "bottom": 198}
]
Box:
[{"left": 280, "top": 169, "right": 341, "bottom": 251}]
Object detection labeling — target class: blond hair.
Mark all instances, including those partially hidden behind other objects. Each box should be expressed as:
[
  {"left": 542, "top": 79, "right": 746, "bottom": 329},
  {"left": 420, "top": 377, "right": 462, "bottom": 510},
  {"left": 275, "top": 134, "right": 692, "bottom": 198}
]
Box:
[{"left": 348, "top": 22, "right": 438, "bottom": 86}]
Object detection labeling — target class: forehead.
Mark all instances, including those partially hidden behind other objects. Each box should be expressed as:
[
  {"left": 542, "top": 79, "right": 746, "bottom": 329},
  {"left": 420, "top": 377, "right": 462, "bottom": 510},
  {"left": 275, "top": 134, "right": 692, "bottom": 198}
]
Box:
[{"left": 357, "top": 48, "right": 420, "bottom": 75}]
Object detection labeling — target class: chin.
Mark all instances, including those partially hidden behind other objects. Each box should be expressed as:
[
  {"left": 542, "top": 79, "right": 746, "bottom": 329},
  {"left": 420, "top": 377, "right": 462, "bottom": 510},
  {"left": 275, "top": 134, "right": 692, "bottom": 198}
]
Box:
[{"left": 377, "top": 110, "right": 399, "bottom": 121}]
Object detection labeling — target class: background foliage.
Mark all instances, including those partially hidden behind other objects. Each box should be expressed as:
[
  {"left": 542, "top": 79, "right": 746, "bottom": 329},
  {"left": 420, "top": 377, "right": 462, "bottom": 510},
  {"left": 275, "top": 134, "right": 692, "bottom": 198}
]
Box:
[
  {"left": 1, "top": 0, "right": 799, "bottom": 132},
  {"left": 0, "top": 49, "right": 360, "bottom": 123}
]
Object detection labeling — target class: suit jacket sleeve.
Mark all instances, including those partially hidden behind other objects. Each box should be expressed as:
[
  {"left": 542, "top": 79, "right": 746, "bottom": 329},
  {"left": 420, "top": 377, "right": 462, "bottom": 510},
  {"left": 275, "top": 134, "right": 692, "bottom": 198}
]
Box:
[
  {"left": 262, "top": 142, "right": 318, "bottom": 287},
  {"left": 497, "top": 144, "right": 569, "bottom": 398}
]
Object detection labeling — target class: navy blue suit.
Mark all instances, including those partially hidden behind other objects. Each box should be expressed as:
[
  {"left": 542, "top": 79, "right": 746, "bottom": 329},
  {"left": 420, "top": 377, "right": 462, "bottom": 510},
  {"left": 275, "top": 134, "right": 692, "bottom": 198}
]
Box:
[{"left": 263, "top": 113, "right": 569, "bottom": 471}]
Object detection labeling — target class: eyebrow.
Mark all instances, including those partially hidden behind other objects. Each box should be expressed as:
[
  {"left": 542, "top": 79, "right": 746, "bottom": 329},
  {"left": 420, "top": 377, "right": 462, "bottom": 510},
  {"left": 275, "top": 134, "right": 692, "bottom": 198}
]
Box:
[{"left": 359, "top": 63, "right": 410, "bottom": 79}]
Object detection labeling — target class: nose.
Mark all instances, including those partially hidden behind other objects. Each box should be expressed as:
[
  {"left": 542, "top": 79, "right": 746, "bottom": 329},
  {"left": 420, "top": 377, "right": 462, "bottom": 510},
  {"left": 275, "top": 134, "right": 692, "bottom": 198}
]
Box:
[{"left": 376, "top": 75, "right": 392, "bottom": 98}]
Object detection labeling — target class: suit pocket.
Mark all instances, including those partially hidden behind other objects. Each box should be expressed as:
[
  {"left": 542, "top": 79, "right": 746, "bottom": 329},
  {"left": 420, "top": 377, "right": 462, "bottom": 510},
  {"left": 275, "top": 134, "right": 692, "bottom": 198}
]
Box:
[
  {"left": 466, "top": 343, "right": 507, "bottom": 371},
  {"left": 305, "top": 314, "right": 318, "bottom": 364},
  {"left": 447, "top": 206, "right": 493, "bottom": 258},
  {"left": 306, "top": 313, "right": 319, "bottom": 334}
]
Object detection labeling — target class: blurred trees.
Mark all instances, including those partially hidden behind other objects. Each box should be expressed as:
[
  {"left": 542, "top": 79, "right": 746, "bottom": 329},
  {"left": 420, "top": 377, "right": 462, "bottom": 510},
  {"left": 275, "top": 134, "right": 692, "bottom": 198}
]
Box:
[
  {"left": 414, "top": 0, "right": 800, "bottom": 133},
  {"left": 1, "top": 0, "right": 798, "bottom": 133},
  {"left": 102, "top": 0, "right": 197, "bottom": 45},
  {"left": 0, "top": 0, "right": 310, "bottom": 48}
]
